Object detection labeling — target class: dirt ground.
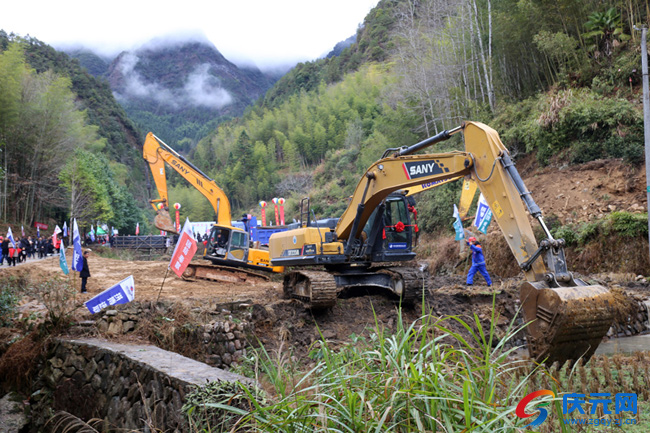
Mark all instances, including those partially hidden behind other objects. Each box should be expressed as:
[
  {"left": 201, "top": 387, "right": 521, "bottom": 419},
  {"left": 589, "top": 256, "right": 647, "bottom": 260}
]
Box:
[{"left": 1, "top": 158, "right": 649, "bottom": 361}]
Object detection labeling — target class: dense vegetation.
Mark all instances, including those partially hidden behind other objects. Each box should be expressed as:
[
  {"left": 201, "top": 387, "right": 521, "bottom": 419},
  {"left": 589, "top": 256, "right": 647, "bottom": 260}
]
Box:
[
  {"left": 173, "top": 0, "right": 646, "bottom": 234},
  {"left": 0, "top": 33, "right": 147, "bottom": 233},
  {"left": 0, "top": 0, "right": 647, "bottom": 236}
]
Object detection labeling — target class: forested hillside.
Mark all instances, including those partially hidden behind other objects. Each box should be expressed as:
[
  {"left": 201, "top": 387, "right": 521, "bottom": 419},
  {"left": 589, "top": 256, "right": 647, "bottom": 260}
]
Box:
[
  {"left": 179, "top": 0, "right": 645, "bottom": 233},
  {"left": 0, "top": 32, "right": 147, "bottom": 233},
  {"left": 0, "top": 0, "right": 647, "bottom": 236}
]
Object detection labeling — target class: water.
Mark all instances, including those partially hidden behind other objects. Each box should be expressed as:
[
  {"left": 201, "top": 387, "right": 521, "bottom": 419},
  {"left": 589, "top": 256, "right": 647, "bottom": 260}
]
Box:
[{"left": 595, "top": 334, "right": 650, "bottom": 355}]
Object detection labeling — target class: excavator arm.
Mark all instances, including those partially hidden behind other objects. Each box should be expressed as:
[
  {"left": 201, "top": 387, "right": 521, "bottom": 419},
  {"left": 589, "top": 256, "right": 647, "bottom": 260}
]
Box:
[{"left": 143, "top": 132, "right": 233, "bottom": 232}]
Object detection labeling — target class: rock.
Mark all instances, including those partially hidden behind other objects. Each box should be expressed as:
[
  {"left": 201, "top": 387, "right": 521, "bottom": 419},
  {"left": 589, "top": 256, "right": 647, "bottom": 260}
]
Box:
[
  {"left": 0, "top": 393, "right": 28, "bottom": 433},
  {"left": 107, "top": 320, "right": 123, "bottom": 335},
  {"left": 122, "top": 321, "right": 136, "bottom": 333}
]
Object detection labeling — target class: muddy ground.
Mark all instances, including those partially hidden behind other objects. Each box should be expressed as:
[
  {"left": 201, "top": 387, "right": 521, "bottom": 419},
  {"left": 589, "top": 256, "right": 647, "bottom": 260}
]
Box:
[
  {"left": 1, "top": 157, "right": 649, "bottom": 362},
  {"left": 2, "top": 249, "right": 647, "bottom": 365}
]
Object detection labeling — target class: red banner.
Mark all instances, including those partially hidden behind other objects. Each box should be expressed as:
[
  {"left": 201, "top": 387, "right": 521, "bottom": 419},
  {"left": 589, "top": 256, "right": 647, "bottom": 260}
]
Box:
[
  {"left": 170, "top": 231, "right": 197, "bottom": 278},
  {"left": 34, "top": 222, "right": 49, "bottom": 230}
]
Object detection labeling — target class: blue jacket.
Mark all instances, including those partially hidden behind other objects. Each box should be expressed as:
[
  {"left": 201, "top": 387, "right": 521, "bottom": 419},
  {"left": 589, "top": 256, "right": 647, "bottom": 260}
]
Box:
[{"left": 468, "top": 243, "right": 486, "bottom": 265}]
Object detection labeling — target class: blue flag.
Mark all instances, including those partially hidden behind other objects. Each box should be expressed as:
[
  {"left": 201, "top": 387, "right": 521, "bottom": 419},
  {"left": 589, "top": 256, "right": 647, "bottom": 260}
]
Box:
[
  {"left": 63, "top": 221, "right": 68, "bottom": 238},
  {"left": 85, "top": 275, "right": 135, "bottom": 314},
  {"left": 59, "top": 240, "right": 69, "bottom": 275},
  {"left": 472, "top": 194, "right": 493, "bottom": 234},
  {"left": 72, "top": 218, "right": 83, "bottom": 272},
  {"left": 6, "top": 227, "right": 15, "bottom": 248},
  {"left": 453, "top": 204, "right": 465, "bottom": 241},
  {"left": 37, "top": 226, "right": 40, "bottom": 238}
]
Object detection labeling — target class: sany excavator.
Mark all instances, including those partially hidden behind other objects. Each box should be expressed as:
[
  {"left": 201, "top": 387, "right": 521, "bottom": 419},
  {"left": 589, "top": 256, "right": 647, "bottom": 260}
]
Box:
[
  {"left": 143, "top": 132, "right": 283, "bottom": 282},
  {"left": 269, "top": 121, "right": 616, "bottom": 365}
]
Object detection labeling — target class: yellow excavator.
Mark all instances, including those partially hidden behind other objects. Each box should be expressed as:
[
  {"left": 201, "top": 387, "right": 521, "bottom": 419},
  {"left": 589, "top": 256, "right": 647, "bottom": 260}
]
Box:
[
  {"left": 269, "top": 121, "right": 616, "bottom": 364},
  {"left": 143, "top": 132, "right": 283, "bottom": 282}
]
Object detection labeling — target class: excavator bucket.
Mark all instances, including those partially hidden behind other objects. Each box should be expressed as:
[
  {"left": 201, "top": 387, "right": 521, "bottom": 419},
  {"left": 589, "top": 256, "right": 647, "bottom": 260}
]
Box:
[
  {"left": 154, "top": 209, "right": 179, "bottom": 234},
  {"left": 520, "top": 281, "right": 616, "bottom": 365}
]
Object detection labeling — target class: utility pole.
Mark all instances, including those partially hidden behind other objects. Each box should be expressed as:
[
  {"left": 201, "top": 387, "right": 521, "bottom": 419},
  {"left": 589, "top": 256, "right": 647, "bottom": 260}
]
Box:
[{"left": 637, "top": 26, "right": 650, "bottom": 261}]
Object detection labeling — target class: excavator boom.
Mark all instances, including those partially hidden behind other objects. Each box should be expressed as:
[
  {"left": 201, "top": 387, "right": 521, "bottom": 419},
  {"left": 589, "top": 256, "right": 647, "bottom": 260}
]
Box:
[
  {"left": 143, "top": 132, "right": 283, "bottom": 280},
  {"left": 143, "top": 132, "right": 232, "bottom": 230}
]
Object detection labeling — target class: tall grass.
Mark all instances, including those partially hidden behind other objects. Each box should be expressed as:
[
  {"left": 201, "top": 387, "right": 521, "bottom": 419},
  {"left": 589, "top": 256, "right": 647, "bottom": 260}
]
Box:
[{"left": 185, "top": 297, "right": 545, "bottom": 432}]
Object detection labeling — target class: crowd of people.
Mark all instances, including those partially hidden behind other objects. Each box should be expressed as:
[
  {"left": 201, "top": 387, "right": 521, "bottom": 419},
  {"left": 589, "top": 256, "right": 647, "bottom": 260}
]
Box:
[{"left": 0, "top": 235, "right": 61, "bottom": 266}]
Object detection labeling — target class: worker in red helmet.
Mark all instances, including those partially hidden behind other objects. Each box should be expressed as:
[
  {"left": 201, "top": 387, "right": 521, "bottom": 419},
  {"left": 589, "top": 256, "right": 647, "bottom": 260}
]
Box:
[{"left": 466, "top": 236, "right": 492, "bottom": 287}]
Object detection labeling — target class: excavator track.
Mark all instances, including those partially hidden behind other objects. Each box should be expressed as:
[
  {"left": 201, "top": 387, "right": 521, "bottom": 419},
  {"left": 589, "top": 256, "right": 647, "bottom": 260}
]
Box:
[
  {"left": 382, "top": 265, "right": 428, "bottom": 304},
  {"left": 283, "top": 270, "right": 339, "bottom": 309},
  {"left": 283, "top": 263, "right": 428, "bottom": 309},
  {"left": 182, "top": 262, "right": 270, "bottom": 284}
]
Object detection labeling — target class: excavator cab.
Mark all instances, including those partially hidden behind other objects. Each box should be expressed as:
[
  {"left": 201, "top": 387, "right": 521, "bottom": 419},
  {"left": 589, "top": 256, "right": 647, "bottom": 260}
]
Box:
[
  {"left": 361, "top": 193, "right": 417, "bottom": 262},
  {"left": 205, "top": 225, "right": 249, "bottom": 263}
]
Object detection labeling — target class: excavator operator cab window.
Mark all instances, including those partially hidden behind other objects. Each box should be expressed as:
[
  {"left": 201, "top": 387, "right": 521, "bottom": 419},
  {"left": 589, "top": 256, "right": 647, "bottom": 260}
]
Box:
[
  {"left": 228, "top": 230, "right": 249, "bottom": 262},
  {"left": 384, "top": 197, "right": 411, "bottom": 249},
  {"left": 208, "top": 227, "right": 231, "bottom": 258}
]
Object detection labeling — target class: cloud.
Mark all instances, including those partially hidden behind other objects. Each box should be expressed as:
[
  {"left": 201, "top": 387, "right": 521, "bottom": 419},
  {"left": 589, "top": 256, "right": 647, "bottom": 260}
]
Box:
[
  {"left": 114, "top": 55, "right": 232, "bottom": 110},
  {"left": 184, "top": 64, "right": 233, "bottom": 108}
]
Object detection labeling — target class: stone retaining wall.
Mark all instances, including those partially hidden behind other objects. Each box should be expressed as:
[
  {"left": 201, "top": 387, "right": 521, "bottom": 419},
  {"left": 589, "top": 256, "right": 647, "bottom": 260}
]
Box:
[
  {"left": 34, "top": 338, "right": 251, "bottom": 432},
  {"left": 94, "top": 302, "right": 253, "bottom": 368}
]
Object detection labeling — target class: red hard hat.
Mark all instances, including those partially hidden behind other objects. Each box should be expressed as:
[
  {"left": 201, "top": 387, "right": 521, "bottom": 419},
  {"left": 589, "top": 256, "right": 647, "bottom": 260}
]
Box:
[{"left": 468, "top": 236, "right": 477, "bottom": 242}]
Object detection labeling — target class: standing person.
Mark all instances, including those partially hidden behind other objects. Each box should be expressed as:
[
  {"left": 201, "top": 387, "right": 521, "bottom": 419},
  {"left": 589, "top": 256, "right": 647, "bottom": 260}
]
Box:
[
  {"left": 466, "top": 236, "right": 492, "bottom": 287},
  {"left": 8, "top": 242, "right": 18, "bottom": 266},
  {"left": 38, "top": 237, "right": 46, "bottom": 259},
  {"left": 80, "top": 249, "right": 91, "bottom": 293},
  {"left": 13, "top": 243, "right": 21, "bottom": 265},
  {"left": 27, "top": 236, "right": 34, "bottom": 259},
  {"left": 0, "top": 236, "right": 5, "bottom": 265},
  {"left": 20, "top": 237, "right": 28, "bottom": 262}
]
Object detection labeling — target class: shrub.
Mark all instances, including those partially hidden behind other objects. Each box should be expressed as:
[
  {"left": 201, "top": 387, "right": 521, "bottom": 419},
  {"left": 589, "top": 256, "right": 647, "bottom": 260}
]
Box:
[
  {"left": 609, "top": 211, "right": 648, "bottom": 238},
  {"left": 192, "top": 301, "right": 545, "bottom": 432}
]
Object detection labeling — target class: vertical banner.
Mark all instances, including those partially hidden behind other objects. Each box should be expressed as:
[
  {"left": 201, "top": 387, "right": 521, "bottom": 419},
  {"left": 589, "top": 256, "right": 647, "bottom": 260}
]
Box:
[
  {"left": 453, "top": 204, "right": 465, "bottom": 241},
  {"left": 173, "top": 203, "right": 181, "bottom": 232},
  {"left": 278, "top": 198, "right": 285, "bottom": 225},
  {"left": 259, "top": 201, "right": 267, "bottom": 226},
  {"left": 63, "top": 221, "right": 68, "bottom": 238},
  {"left": 473, "top": 194, "right": 493, "bottom": 234},
  {"left": 135, "top": 222, "right": 140, "bottom": 235},
  {"left": 272, "top": 198, "right": 279, "bottom": 226},
  {"left": 59, "top": 240, "right": 69, "bottom": 275},
  {"left": 72, "top": 218, "right": 84, "bottom": 272},
  {"left": 85, "top": 275, "right": 135, "bottom": 314},
  {"left": 169, "top": 218, "right": 198, "bottom": 278}
]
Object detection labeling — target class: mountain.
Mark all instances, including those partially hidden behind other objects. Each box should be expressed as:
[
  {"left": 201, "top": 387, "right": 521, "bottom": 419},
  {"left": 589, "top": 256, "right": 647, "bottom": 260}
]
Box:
[
  {"left": 326, "top": 35, "right": 356, "bottom": 58},
  {"left": 65, "top": 47, "right": 111, "bottom": 76},
  {"left": 104, "top": 40, "right": 278, "bottom": 150}
]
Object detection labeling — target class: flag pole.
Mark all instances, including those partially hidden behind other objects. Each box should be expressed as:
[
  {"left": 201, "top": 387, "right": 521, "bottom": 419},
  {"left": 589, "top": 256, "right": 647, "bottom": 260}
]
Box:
[{"left": 156, "top": 268, "right": 170, "bottom": 303}]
